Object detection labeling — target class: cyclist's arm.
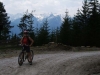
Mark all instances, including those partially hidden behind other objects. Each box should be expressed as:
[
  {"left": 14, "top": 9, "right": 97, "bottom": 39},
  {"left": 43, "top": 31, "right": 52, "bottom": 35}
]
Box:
[
  {"left": 29, "top": 37, "right": 34, "bottom": 46},
  {"left": 20, "top": 37, "right": 23, "bottom": 45}
]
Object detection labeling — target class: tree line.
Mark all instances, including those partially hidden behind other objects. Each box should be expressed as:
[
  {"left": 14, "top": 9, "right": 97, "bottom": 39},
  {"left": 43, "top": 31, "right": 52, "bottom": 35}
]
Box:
[{"left": 0, "top": 0, "right": 100, "bottom": 47}]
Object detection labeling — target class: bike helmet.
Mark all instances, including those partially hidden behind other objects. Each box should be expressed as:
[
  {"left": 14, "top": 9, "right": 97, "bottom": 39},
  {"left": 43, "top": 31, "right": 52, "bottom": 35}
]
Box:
[{"left": 23, "top": 30, "right": 28, "bottom": 34}]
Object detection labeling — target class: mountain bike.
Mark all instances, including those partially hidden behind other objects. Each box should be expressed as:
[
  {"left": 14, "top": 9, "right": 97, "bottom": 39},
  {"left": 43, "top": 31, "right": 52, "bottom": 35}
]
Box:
[{"left": 18, "top": 45, "right": 34, "bottom": 66}]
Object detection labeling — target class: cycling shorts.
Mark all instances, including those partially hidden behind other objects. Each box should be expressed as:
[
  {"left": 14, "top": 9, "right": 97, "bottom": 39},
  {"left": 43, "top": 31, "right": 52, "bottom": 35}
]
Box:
[{"left": 22, "top": 45, "right": 30, "bottom": 53}]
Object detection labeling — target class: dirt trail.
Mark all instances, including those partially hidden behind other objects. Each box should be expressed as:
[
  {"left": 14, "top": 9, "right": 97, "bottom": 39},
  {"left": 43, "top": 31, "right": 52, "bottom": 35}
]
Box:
[{"left": 0, "top": 51, "right": 100, "bottom": 75}]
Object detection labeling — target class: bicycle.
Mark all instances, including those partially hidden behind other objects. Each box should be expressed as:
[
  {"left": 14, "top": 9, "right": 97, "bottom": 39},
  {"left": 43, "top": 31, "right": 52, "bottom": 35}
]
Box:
[{"left": 18, "top": 45, "right": 34, "bottom": 66}]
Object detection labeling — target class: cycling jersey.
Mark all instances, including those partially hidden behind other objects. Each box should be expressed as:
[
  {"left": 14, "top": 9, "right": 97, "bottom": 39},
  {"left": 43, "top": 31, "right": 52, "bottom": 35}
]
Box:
[
  {"left": 22, "top": 36, "right": 29, "bottom": 45},
  {"left": 22, "top": 36, "right": 31, "bottom": 45}
]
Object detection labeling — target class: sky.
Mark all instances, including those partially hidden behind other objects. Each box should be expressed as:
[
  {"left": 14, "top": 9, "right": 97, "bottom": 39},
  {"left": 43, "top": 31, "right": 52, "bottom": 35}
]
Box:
[{"left": 0, "top": 0, "right": 99, "bottom": 17}]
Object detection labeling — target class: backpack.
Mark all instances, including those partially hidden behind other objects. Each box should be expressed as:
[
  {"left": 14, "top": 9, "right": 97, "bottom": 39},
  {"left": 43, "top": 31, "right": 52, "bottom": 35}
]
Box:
[{"left": 22, "top": 36, "right": 31, "bottom": 45}]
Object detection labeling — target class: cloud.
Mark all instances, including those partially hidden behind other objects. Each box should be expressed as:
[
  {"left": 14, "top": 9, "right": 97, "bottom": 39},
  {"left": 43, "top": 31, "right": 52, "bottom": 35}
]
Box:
[{"left": 0, "top": 0, "right": 84, "bottom": 16}]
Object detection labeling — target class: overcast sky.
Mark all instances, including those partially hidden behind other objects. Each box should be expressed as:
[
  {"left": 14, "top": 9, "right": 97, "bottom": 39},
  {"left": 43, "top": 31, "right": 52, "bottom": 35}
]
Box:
[{"left": 0, "top": 0, "right": 100, "bottom": 17}]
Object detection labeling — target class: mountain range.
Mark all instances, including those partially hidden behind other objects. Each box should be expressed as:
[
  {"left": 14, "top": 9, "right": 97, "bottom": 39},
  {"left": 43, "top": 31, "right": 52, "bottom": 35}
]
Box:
[{"left": 9, "top": 13, "right": 63, "bottom": 34}]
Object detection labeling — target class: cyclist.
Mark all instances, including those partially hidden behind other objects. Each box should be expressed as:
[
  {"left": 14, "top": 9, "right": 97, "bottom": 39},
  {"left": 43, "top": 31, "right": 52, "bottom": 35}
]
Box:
[{"left": 20, "top": 30, "right": 34, "bottom": 65}]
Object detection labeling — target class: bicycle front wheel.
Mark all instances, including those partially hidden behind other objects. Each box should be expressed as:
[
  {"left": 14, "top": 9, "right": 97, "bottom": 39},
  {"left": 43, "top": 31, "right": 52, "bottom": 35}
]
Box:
[
  {"left": 27, "top": 50, "right": 34, "bottom": 63},
  {"left": 18, "top": 52, "right": 24, "bottom": 66}
]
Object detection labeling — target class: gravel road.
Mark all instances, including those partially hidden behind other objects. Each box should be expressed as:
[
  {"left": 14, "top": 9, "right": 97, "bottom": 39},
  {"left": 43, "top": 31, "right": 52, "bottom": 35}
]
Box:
[{"left": 0, "top": 51, "right": 100, "bottom": 75}]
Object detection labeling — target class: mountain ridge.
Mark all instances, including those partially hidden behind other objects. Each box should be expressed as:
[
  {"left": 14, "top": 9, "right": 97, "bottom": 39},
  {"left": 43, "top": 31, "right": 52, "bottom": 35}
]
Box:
[{"left": 9, "top": 13, "right": 62, "bottom": 34}]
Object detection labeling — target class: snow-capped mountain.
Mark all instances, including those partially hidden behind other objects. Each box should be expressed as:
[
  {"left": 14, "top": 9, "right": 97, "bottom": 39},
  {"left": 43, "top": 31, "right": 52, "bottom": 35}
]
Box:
[
  {"left": 8, "top": 13, "right": 23, "bottom": 21},
  {"left": 9, "top": 13, "right": 62, "bottom": 34}
]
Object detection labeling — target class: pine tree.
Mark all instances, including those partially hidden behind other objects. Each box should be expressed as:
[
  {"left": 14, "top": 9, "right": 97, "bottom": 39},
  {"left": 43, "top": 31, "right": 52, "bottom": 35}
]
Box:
[
  {"left": 72, "top": 0, "right": 90, "bottom": 46},
  {"left": 34, "top": 24, "right": 39, "bottom": 45},
  {"left": 18, "top": 10, "right": 34, "bottom": 37},
  {"left": 88, "top": 0, "right": 100, "bottom": 46},
  {"left": 72, "top": 17, "right": 81, "bottom": 46},
  {"left": 60, "top": 11, "right": 71, "bottom": 45},
  {"left": 49, "top": 27, "right": 60, "bottom": 43},
  {"left": 0, "top": 2, "right": 13, "bottom": 40},
  {"left": 49, "top": 28, "right": 56, "bottom": 42},
  {"left": 10, "top": 33, "right": 20, "bottom": 45},
  {"left": 38, "top": 19, "right": 50, "bottom": 45},
  {"left": 55, "top": 27, "right": 60, "bottom": 43}
]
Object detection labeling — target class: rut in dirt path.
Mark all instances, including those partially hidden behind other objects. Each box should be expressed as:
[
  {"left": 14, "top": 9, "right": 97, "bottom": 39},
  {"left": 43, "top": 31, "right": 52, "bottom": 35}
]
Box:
[{"left": 0, "top": 51, "right": 100, "bottom": 75}]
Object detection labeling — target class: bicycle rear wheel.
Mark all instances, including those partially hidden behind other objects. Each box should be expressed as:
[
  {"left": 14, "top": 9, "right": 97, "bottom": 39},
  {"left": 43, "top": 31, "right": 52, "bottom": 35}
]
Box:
[
  {"left": 27, "top": 50, "right": 34, "bottom": 63},
  {"left": 30, "top": 50, "right": 34, "bottom": 60},
  {"left": 18, "top": 52, "right": 24, "bottom": 66}
]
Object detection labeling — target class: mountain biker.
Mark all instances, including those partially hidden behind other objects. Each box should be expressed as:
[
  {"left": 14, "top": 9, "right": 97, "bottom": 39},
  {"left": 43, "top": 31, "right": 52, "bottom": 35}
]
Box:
[{"left": 20, "top": 30, "right": 34, "bottom": 65}]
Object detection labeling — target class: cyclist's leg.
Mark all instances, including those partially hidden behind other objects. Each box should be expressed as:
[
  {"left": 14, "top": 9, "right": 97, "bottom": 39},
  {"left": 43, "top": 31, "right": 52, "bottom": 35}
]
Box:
[
  {"left": 26, "top": 46, "right": 32, "bottom": 62},
  {"left": 26, "top": 46, "right": 32, "bottom": 65}
]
